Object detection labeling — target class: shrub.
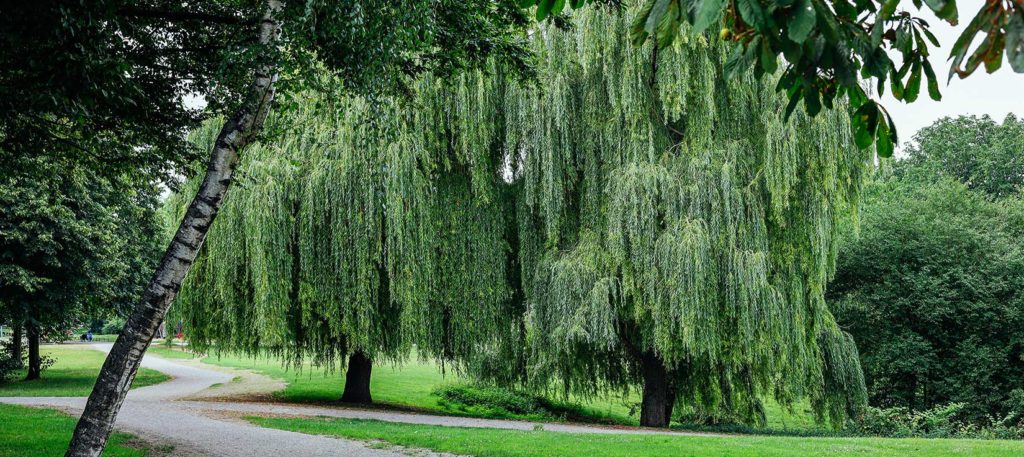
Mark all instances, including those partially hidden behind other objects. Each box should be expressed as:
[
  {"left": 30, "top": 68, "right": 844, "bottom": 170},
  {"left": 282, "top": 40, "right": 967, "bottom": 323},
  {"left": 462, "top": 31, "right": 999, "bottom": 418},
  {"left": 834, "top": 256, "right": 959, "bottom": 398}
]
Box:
[
  {"left": 0, "top": 339, "right": 24, "bottom": 383},
  {"left": 434, "top": 384, "right": 553, "bottom": 420},
  {"left": 101, "top": 317, "right": 126, "bottom": 335},
  {"left": 851, "top": 402, "right": 1024, "bottom": 439}
]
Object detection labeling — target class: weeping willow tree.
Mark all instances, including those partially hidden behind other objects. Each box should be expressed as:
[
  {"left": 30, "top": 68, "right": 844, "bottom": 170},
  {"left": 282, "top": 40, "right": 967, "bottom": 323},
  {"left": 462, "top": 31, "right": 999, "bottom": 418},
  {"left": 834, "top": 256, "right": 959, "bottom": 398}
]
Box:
[
  {"left": 167, "top": 3, "right": 868, "bottom": 425},
  {"left": 476, "top": 8, "right": 872, "bottom": 427},
  {"left": 165, "top": 86, "right": 516, "bottom": 402}
]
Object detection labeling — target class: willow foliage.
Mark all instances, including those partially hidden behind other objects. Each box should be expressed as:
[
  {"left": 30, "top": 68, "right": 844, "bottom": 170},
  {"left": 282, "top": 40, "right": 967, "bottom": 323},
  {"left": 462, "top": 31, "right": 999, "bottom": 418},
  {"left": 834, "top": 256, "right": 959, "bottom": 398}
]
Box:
[
  {"left": 167, "top": 90, "right": 515, "bottom": 371},
  {"left": 168, "top": 3, "right": 868, "bottom": 426},
  {"left": 499, "top": 8, "right": 870, "bottom": 425}
]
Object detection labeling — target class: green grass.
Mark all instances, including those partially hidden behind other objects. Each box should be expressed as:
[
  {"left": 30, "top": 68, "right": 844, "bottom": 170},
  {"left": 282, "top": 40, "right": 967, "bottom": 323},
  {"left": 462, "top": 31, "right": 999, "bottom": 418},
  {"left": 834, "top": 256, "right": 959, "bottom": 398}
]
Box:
[
  {"left": 248, "top": 415, "right": 1024, "bottom": 457},
  {"left": 192, "top": 350, "right": 641, "bottom": 424},
  {"left": 0, "top": 346, "right": 170, "bottom": 396},
  {"left": 91, "top": 334, "right": 120, "bottom": 342},
  {"left": 146, "top": 345, "right": 201, "bottom": 360},
  {"left": 198, "top": 351, "right": 471, "bottom": 409},
  {"left": 156, "top": 346, "right": 822, "bottom": 430},
  {"left": 0, "top": 403, "right": 161, "bottom": 457}
]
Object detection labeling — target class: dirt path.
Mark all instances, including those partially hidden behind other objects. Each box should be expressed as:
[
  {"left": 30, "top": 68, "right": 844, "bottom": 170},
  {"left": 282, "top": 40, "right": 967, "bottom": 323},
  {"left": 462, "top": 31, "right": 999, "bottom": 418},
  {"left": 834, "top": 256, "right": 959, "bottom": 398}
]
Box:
[
  {"left": 1, "top": 343, "right": 720, "bottom": 456},
  {"left": 0, "top": 344, "right": 408, "bottom": 457}
]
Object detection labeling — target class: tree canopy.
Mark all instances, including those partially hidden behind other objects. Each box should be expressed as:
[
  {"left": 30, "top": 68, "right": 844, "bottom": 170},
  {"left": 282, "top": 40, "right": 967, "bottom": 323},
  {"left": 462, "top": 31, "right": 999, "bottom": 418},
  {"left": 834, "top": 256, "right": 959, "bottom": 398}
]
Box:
[
  {"left": 171, "top": 5, "right": 873, "bottom": 428},
  {"left": 0, "top": 156, "right": 162, "bottom": 379},
  {"left": 522, "top": 0, "right": 1024, "bottom": 156},
  {"left": 898, "top": 114, "right": 1024, "bottom": 198},
  {"left": 830, "top": 176, "right": 1024, "bottom": 422},
  {"left": 0, "top": 0, "right": 533, "bottom": 184},
  {"left": 500, "top": 8, "right": 869, "bottom": 427},
  {"left": 167, "top": 91, "right": 516, "bottom": 380}
]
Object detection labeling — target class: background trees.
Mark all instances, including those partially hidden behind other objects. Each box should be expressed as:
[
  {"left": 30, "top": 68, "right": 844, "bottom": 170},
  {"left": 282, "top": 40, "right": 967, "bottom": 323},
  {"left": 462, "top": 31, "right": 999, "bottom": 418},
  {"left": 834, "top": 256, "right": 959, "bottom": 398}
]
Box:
[
  {"left": 830, "top": 177, "right": 1024, "bottom": 422},
  {"left": 899, "top": 114, "right": 1024, "bottom": 198},
  {"left": 0, "top": 156, "right": 162, "bottom": 380},
  {"left": 831, "top": 114, "right": 1024, "bottom": 423}
]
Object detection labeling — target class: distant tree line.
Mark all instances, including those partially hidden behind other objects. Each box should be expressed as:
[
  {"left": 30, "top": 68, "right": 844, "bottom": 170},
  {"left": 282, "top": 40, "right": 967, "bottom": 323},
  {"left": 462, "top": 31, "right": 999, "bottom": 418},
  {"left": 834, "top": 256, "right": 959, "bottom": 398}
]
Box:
[
  {"left": 0, "top": 155, "right": 163, "bottom": 380},
  {"left": 831, "top": 114, "right": 1024, "bottom": 423}
]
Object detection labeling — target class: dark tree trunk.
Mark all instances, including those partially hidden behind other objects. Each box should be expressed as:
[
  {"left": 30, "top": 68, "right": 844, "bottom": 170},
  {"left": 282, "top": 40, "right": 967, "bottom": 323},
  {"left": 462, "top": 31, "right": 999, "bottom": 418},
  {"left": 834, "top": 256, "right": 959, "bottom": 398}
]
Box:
[
  {"left": 639, "top": 351, "right": 675, "bottom": 427},
  {"left": 10, "top": 324, "right": 23, "bottom": 367},
  {"left": 25, "top": 324, "right": 40, "bottom": 381},
  {"left": 340, "top": 351, "right": 373, "bottom": 403},
  {"left": 64, "top": 2, "right": 283, "bottom": 456}
]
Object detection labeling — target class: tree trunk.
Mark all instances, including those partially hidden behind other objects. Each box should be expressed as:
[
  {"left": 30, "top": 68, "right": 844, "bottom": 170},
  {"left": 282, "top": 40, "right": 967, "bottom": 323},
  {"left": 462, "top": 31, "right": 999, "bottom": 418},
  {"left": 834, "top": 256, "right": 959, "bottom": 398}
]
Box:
[
  {"left": 10, "top": 324, "right": 23, "bottom": 367},
  {"left": 64, "top": 2, "right": 283, "bottom": 456},
  {"left": 25, "top": 324, "right": 40, "bottom": 381},
  {"left": 639, "top": 351, "right": 675, "bottom": 427},
  {"left": 340, "top": 351, "right": 373, "bottom": 403}
]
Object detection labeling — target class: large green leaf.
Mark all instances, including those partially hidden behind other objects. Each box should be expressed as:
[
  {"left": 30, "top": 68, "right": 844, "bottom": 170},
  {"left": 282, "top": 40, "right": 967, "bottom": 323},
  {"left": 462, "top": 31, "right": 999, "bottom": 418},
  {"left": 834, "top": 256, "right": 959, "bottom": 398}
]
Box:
[
  {"left": 1009, "top": 11, "right": 1024, "bottom": 72},
  {"left": 921, "top": 60, "right": 941, "bottom": 101},
  {"left": 737, "top": 0, "right": 770, "bottom": 32},
  {"left": 904, "top": 60, "right": 922, "bottom": 102},
  {"left": 787, "top": 0, "right": 817, "bottom": 43},
  {"left": 645, "top": 0, "right": 673, "bottom": 36},
  {"left": 536, "top": 0, "right": 554, "bottom": 20},
  {"left": 693, "top": 0, "right": 728, "bottom": 33}
]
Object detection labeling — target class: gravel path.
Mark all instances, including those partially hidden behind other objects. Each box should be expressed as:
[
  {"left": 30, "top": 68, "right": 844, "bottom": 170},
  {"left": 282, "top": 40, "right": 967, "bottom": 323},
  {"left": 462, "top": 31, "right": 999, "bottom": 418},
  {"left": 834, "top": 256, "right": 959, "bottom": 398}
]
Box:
[
  {"left": 1, "top": 343, "right": 719, "bottom": 456},
  {"left": 0, "top": 344, "right": 406, "bottom": 457}
]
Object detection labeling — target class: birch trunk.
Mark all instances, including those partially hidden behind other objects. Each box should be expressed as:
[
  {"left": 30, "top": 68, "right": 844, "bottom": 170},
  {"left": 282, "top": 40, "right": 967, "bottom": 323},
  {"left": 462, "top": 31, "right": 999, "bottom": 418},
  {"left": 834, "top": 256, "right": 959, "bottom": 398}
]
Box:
[{"left": 64, "top": 1, "right": 282, "bottom": 455}]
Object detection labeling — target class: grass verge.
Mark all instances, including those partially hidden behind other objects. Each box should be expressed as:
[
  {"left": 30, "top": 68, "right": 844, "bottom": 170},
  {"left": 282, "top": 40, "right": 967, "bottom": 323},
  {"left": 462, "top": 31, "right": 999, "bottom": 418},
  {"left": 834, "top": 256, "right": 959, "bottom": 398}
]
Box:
[
  {"left": 0, "top": 346, "right": 169, "bottom": 396},
  {"left": 0, "top": 403, "right": 166, "bottom": 457},
  {"left": 248, "top": 415, "right": 1024, "bottom": 457},
  {"left": 147, "top": 345, "right": 819, "bottom": 430}
]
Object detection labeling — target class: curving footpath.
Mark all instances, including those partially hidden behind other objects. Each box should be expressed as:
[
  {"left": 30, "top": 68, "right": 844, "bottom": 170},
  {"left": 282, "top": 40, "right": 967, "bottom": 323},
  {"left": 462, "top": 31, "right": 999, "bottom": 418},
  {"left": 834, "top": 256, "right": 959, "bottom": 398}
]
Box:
[
  {"left": 1, "top": 343, "right": 716, "bottom": 456},
  {"left": 0, "top": 344, "right": 405, "bottom": 457}
]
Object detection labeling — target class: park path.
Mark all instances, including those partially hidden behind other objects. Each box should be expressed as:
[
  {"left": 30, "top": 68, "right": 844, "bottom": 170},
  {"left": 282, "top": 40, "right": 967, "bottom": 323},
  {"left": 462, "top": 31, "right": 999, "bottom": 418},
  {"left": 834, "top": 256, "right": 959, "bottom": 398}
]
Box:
[
  {"left": 0, "top": 344, "right": 409, "bottom": 457},
  {"left": 1, "top": 343, "right": 719, "bottom": 456}
]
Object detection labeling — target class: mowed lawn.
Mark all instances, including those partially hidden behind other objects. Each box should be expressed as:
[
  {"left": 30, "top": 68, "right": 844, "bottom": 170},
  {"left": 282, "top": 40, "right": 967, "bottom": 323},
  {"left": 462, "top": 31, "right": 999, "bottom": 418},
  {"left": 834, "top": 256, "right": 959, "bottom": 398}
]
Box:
[
  {"left": 149, "top": 345, "right": 819, "bottom": 429},
  {"left": 0, "top": 404, "right": 162, "bottom": 457},
  {"left": 147, "top": 345, "right": 821, "bottom": 429},
  {"left": 249, "top": 416, "right": 1024, "bottom": 457},
  {"left": 0, "top": 345, "right": 169, "bottom": 397}
]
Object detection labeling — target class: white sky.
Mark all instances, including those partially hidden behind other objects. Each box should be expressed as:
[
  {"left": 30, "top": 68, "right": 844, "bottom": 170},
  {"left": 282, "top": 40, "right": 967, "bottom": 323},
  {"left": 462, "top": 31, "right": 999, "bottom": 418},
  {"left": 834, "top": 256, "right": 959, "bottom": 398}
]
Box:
[{"left": 881, "top": 0, "right": 1024, "bottom": 147}]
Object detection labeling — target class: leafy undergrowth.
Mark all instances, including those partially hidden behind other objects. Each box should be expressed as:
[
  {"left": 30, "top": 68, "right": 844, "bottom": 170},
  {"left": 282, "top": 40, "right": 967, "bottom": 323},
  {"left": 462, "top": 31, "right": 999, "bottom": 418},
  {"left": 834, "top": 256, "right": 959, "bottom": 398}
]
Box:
[
  {"left": 0, "top": 403, "right": 167, "bottom": 457},
  {"left": 247, "top": 415, "right": 1024, "bottom": 457},
  {"left": 434, "top": 384, "right": 626, "bottom": 424},
  {"left": 0, "top": 346, "right": 169, "bottom": 396}
]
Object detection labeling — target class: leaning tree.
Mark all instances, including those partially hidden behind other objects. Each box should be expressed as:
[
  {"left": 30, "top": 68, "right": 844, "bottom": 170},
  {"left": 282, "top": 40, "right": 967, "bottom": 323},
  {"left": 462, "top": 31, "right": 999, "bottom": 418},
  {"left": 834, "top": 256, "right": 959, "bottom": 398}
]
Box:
[
  {"left": 55, "top": 1, "right": 533, "bottom": 454},
  {"left": 166, "top": 87, "right": 517, "bottom": 403},
  {"left": 483, "top": 9, "right": 872, "bottom": 427}
]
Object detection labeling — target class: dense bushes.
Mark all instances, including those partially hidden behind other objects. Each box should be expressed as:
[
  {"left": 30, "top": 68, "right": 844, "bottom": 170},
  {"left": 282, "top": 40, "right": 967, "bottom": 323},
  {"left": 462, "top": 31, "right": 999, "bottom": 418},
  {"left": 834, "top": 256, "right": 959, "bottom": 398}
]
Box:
[
  {"left": 830, "top": 177, "right": 1024, "bottom": 422},
  {"left": 433, "top": 384, "right": 619, "bottom": 423},
  {"left": 853, "top": 401, "right": 1024, "bottom": 439},
  {"left": 435, "top": 385, "right": 553, "bottom": 420},
  {"left": 0, "top": 338, "right": 23, "bottom": 382},
  {"left": 100, "top": 318, "right": 126, "bottom": 336}
]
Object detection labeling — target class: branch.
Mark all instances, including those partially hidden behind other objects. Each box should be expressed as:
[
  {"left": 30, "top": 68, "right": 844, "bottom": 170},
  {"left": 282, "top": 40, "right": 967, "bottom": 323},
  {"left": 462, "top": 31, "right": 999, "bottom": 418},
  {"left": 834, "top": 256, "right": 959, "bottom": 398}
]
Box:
[{"left": 117, "top": 7, "right": 257, "bottom": 25}]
